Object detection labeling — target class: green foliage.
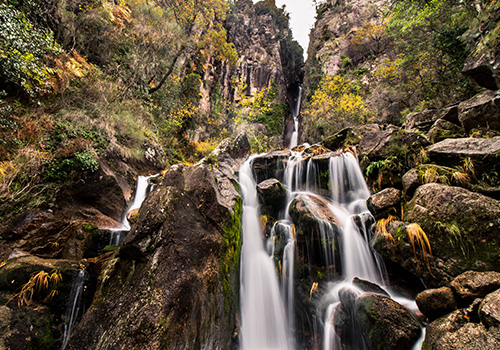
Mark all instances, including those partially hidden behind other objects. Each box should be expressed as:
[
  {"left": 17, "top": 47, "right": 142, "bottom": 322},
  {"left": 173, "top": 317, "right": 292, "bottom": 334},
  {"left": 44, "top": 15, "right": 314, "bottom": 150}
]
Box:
[
  {"left": 302, "top": 74, "right": 368, "bottom": 140},
  {"left": 42, "top": 149, "right": 99, "bottom": 182},
  {"left": 0, "top": 2, "right": 61, "bottom": 96},
  {"left": 385, "top": 0, "right": 477, "bottom": 105}
]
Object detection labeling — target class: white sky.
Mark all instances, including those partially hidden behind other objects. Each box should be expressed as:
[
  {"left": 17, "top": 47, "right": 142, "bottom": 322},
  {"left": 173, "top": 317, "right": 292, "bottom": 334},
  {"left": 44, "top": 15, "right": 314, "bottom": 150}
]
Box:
[{"left": 253, "top": 0, "right": 317, "bottom": 55}]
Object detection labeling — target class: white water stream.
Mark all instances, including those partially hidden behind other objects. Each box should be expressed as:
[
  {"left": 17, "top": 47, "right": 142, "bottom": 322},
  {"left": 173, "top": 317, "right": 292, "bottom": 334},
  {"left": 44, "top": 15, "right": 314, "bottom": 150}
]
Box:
[
  {"left": 289, "top": 87, "right": 302, "bottom": 149},
  {"left": 61, "top": 269, "right": 88, "bottom": 350},
  {"left": 109, "top": 174, "right": 156, "bottom": 245}
]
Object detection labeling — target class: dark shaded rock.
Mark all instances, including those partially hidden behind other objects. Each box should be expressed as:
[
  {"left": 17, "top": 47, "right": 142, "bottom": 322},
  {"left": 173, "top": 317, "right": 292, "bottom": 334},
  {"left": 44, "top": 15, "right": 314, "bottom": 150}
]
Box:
[
  {"left": 257, "top": 178, "right": 287, "bottom": 214},
  {"left": 427, "top": 119, "right": 465, "bottom": 143},
  {"left": 428, "top": 136, "right": 500, "bottom": 174},
  {"left": 251, "top": 150, "right": 291, "bottom": 184},
  {"left": 66, "top": 135, "right": 250, "bottom": 350},
  {"left": 405, "top": 185, "right": 500, "bottom": 286},
  {"left": 0, "top": 254, "right": 93, "bottom": 350},
  {"left": 339, "top": 286, "right": 359, "bottom": 311},
  {"left": 352, "top": 277, "right": 390, "bottom": 297},
  {"left": 424, "top": 310, "right": 500, "bottom": 349},
  {"left": 463, "top": 50, "right": 500, "bottom": 90},
  {"left": 451, "top": 271, "right": 500, "bottom": 307},
  {"left": 458, "top": 90, "right": 500, "bottom": 133},
  {"left": 367, "top": 188, "right": 401, "bottom": 219},
  {"left": 416, "top": 286, "right": 457, "bottom": 321},
  {"left": 405, "top": 106, "right": 459, "bottom": 132},
  {"left": 354, "top": 293, "right": 421, "bottom": 350},
  {"left": 480, "top": 289, "right": 500, "bottom": 327}
]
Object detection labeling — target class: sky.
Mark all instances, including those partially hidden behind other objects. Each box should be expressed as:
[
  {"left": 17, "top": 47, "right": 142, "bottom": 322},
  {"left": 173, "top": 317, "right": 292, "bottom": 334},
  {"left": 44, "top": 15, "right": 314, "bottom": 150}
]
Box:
[{"left": 253, "top": 0, "right": 318, "bottom": 55}]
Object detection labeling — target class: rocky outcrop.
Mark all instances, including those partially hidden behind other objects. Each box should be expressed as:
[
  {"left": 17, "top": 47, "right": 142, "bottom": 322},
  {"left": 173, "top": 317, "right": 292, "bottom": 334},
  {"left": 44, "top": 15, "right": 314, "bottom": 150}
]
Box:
[
  {"left": 428, "top": 136, "right": 500, "bottom": 175},
  {"left": 458, "top": 90, "right": 500, "bottom": 133},
  {"left": 354, "top": 293, "right": 421, "bottom": 350},
  {"left": 404, "top": 184, "right": 500, "bottom": 285},
  {"left": 427, "top": 119, "right": 465, "bottom": 143},
  {"left": 65, "top": 135, "right": 251, "bottom": 350},
  {"left": 257, "top": 178, "right": 287, "bottom": 215},
  {"left": 405, "top": 106, "right": 459, "bottom": 133}
]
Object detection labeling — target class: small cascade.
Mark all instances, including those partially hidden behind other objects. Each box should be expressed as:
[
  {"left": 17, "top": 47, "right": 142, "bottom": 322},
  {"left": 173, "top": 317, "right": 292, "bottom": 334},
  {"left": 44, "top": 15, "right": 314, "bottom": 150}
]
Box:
[
  {"left": 289, "top": 86, "right": 302, "bottom": 149},
  {"left": 239, "top": 156, "right": 293, "bottom": 350},
  {"left": 109, "top": 174, "right": 156, "bottom": 245},
  {"left": 61, "top": 269, "right": 88, "bottom": 350}
]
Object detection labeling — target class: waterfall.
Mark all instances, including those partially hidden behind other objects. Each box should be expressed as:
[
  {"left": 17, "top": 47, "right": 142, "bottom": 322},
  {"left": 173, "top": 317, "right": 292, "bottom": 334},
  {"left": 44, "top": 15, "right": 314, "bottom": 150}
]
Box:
[
  {"left": 289, "top": 86, "right": 302, "bottom": 149},
  {"left": 238, "top": 147, "right": 406, "bottom": 349},
  {"left": 61, "top": 269, "right": 88, "bottom": 350},
  {"left": 239, "top": 156, "right": 293, "bottom": 349},
  {"left": 109, "top": 174, "right": 156, "bottom": 245}
]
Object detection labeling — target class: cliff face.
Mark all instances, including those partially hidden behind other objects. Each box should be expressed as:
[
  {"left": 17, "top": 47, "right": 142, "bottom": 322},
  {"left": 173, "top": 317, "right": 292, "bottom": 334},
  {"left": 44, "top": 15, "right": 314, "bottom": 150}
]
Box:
[{"left": 198, "top": 0, "right": 304, "bottom": 146}]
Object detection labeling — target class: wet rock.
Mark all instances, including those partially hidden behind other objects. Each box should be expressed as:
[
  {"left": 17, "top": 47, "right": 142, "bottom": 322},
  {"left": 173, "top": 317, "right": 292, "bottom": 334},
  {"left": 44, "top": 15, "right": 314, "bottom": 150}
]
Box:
[
  {"left": 424, "top": 310, "right": 500, "bottom": 349},
  {"left": 405, "top": 184, "right": 500, "bottom": 286},
  {"left": 289, "top": 193, "right": 338, "bottom": 227},
  {"left": 366, "top": 188, "right": 401, "bottom": 219},
  {"left": 451, "top": 271, "right": 500, "bottom": 307},
  {"left": 339, "top": 286, "right": 359, "bottom": 311},
  {"left": 251, "top": 150, "right": 291, "bottom": 184},
  {"left": 405, "top": 106, "right": 459, "bottom": 132},
  {"left": 354, "top": 293, "right": 421, "bottom": 350},
  {"left": 458, "top": 90, "right": 500, "bottom": 133},
  {"left": 416, "top": 286, "right": 457, "bottom": 321},
  {"left": 0, "top": 254, "right": 91, "bottom": 349},
  {"left": 352, "top": 277, "right": 390, "bottom": 297},
  {"left": 427, "top": 119, "right": 465, "bottom": 143},
  {"left": 257, "top": 178, "right": 287, "bottom": 216},
  {"left": 479, "top": 289, "right": 500, "bottom": 327},
  {"left": 126, "top": 208, "right": 140, "bottom": 224},
  {"left": 66, "top": 135, "right": 249, "bottom": 350}
]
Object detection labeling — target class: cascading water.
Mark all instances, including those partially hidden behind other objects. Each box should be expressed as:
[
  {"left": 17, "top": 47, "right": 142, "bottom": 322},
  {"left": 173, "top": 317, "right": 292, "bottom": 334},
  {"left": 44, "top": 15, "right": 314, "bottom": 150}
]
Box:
[
  {"left": 289, "top": 87, "right": 302, "bottom": 149},
  {"left": 61, "top": 269, "right": 88, "bottom": 350},
  {"left": 238, "top": 147, "right": 420, "bottom": 349},
  {"left": 239, "top": 156, "right": 293, "bottom": 349},
  {"left": 109, "top": 174, "right": 156, "bottom": 245}
]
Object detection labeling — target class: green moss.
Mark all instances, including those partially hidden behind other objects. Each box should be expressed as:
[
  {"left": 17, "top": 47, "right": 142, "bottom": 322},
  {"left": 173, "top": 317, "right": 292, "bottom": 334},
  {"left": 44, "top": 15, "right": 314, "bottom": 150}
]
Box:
[{"left": 221, "top": 196, "right": 243, "bottom": 311}]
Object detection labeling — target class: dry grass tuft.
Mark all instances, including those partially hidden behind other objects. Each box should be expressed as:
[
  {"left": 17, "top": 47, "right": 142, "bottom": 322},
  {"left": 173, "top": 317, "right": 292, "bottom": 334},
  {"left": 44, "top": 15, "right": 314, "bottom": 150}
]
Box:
[
  {"left": 375, "top": 215, "right": 396, "bottom": 245},
  {"left": 406, "top": 223, "right": 432, "bottom": 271}
]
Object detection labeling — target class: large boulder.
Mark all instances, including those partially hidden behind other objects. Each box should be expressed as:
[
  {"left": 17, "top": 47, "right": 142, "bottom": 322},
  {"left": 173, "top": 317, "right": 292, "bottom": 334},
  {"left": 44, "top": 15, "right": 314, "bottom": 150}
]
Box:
[
  {"left": 405, "top": 184, "right": 500, "bottom": 285},
  {"left": 424, "top": 309, "right": 500, "bottom": 349},
  {"left": 251, "top": 150, "right": 291, "bottom": 184},
  {"left": 416, "top": 286, "right": 457, "bottom": 321},
  {"left": 427, "top": 136, "right": 500, "bottom": 174},
  {"left": 321, "top": 124, "right": 382, "bottom": 151},
  {"left": 450, "top": 271, "right": 500, "bottom": 306},
  {"left": 480, "top": 289, "right": 500, "bottom": 328},
  {"left": 66, "top": 135, "right": 250, "bottom": 350},
  {"left": 354, "top": 293, "right": 422, "bottom": 350},
  {"left": 458, "top": 90, "right": 500, "bottom": 133}
]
